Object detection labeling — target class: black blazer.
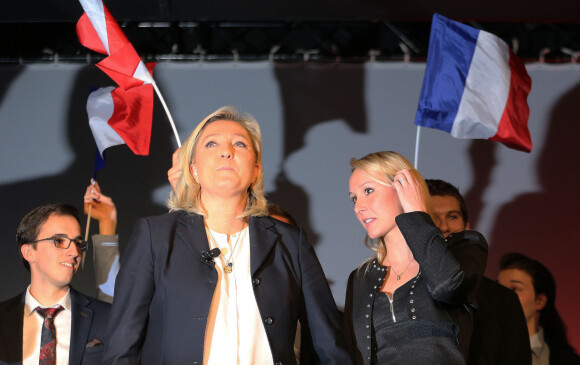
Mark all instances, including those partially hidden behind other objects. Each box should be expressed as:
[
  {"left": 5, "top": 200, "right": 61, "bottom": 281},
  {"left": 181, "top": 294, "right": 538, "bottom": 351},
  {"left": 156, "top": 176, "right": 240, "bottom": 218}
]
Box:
[
  {"left": 467, "top": 277, "right": 531, "bottom": 365},
  {"left": 0, "top": 287, "right": 111, "bottom": 365},
  {"left": 104, "top": 211, "right": 351, "bottom": 365},
  {"left": 344, "top": 212, "right": 488, "bottom": 365}
]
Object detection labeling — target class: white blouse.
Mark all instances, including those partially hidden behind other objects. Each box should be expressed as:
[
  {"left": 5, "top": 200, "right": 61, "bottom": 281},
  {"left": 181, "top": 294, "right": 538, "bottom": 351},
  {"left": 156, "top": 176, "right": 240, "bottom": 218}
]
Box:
[{"left": 204, "top": 226, "right": 273, "bottom": 365}]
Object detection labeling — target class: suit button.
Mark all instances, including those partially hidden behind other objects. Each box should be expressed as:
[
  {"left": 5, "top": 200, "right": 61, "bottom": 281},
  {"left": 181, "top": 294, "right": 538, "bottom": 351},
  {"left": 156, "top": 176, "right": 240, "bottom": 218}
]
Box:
[
  {"left": 252, "top": 278, "right": 261, "bottom": 286},
  {"left": 264, "top": 317, "right": 274, "bottom": 325}
]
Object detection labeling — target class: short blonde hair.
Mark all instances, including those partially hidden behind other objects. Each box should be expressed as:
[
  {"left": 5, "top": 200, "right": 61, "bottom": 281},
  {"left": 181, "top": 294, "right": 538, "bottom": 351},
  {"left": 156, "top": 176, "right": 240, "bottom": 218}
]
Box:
[
  {"left": 167, "top": 106, "right": 268, "bottom": 217},
  {"left": 349, "top": 151, "right": 433, "bottom": 262}
]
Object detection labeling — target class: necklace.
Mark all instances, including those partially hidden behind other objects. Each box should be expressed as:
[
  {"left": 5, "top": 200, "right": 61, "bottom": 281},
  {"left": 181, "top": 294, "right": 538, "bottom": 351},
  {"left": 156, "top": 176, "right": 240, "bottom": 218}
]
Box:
[
  {"left": 385, "top": 256, "right": 414, "bottom": 281},
  {"left": 205, "top": 221, "right": 246, "bottom": 274}
]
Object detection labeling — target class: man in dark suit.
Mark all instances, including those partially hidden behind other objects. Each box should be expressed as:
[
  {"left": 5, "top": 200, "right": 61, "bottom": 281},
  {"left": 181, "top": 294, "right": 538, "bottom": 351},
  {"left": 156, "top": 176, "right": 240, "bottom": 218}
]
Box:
[
  {"left": 0, "top": 203, "right": 110, "bottom": 365},
  {"left": 426, "top": 179, "right": 531, "bottom": 365}
]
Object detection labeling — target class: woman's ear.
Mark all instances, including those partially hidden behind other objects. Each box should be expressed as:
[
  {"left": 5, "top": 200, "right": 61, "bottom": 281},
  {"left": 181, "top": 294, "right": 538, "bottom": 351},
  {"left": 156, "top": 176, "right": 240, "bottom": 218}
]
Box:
[
  {"left": 535, "top": 293, "right": 548, "bottom": 311},
  {"left": 190, "top": 164, "right": 199, "bottom": 183},
  {"left": 252, "top": 164, "right": 260, "bottom": 184}
]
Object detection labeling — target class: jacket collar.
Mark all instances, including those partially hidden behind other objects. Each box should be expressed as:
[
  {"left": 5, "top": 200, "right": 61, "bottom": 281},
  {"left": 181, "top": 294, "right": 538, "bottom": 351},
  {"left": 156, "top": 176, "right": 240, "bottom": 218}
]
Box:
[
  {"left": 175, "top": 212, "right": 278, "bottom": 274},
  {"left": 176, "top": 212, "right": 212, "bottom": 266},
  {"left": 69, "top": 287, "right": 93, "bottom": 365},
  {"left": 248, "top": 216, "right": 278, "bottom": 275}
]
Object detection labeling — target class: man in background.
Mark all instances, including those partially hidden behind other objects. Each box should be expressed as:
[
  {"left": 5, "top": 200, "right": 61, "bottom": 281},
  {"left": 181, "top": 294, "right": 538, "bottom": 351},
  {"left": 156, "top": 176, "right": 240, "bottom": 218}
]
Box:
[{"left": 426, "top": 179, "right": 531, "bottom": 365}]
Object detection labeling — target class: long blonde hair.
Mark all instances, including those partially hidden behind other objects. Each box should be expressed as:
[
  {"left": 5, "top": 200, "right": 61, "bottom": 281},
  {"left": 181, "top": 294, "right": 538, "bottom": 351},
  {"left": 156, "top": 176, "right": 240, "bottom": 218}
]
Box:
[
  {"left": 350, "top": 151, "right": 434, "bottom": 262},
  {"left": 167, "top": 106, "right": 268, "bottom": 217}
]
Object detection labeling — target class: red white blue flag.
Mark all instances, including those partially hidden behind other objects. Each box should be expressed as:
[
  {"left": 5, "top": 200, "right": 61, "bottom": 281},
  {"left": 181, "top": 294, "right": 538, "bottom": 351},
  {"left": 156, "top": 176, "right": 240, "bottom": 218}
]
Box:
[
  {"left": 86, "top": 63, "right": 156, "bottom": 159},
  {"left": 77, "top": 0, "right": 154, "bottom": 90},
  {"left": 415, "top": 14, "right": 532, "bottom": 152}
]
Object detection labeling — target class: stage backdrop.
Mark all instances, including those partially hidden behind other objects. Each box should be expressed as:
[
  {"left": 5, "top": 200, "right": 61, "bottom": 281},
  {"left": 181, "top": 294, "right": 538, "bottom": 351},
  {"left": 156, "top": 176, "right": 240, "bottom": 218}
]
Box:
[{"left": 1, "top": 61, "right": 579, "bottom": 350}]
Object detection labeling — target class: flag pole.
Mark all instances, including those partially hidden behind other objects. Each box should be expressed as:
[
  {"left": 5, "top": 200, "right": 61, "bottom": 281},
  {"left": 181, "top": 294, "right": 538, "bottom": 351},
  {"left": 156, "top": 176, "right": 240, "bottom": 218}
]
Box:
[
  {"left": 414, "top": 126, "right": 421, "bottom": 169},
  {"left": 84, "top": 205, "right": 92, "bottom": 242},
  {"left": 82, "top": 204, "right": 91, "bottom": 269},
  {"left": 82, "top": 179, "right": 96, "bottom": 269},
  {"left": 152, "top": 82, "right": 181, "bottom": 147}
]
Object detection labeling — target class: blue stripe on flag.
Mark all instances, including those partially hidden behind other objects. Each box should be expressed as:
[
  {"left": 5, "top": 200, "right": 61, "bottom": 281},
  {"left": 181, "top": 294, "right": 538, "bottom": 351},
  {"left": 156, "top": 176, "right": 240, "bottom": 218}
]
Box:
[
  {"left": 93, "top": 149, "right": 106, "bottom": 180},
  {"left": 415, "top": 14, "right": 480, "bottom": 133}
]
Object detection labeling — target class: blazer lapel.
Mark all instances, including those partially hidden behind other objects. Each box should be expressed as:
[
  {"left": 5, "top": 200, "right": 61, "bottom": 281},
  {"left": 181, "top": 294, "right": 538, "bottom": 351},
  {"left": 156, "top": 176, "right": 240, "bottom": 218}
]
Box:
[
  {"left": 69, "top": 288, "right": 93, "bottom": 365},
  {"left": 176, "top": 212, "right": 214, "bottom": 266},
  {"left": 249, "top": 216, "right": 278, "bottom": 275},
  {"left": 0, "top": 292, "right": 25, "bottom": 364}
]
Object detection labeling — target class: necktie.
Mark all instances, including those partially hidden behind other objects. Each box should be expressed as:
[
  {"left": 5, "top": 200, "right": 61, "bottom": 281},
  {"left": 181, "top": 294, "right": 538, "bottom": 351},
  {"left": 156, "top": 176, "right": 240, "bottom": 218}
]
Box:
[{"left": 35, "top": 306, "right": 64, "bottom": 365}]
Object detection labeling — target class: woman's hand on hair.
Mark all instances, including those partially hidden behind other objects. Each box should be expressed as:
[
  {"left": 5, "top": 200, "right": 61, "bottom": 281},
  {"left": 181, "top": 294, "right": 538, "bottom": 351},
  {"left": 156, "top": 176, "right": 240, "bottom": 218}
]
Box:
[
  {"left": 393, "top": 169, "right": 427, "bottom": 213},
  {"left": 168, "top": 147, "right": 182, "bottom": 194}
]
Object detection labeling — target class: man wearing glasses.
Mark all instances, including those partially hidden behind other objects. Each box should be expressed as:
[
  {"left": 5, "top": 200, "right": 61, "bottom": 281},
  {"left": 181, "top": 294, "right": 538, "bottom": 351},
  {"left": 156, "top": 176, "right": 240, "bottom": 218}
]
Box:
[{"left": 0, "top": 203, "right": 110, "bottom": 365}]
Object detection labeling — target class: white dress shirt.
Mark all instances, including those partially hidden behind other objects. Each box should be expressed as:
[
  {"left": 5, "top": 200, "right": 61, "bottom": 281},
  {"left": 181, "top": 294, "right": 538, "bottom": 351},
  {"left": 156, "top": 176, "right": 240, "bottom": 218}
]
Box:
[
  {"left": 23, "top": 286, "right": 72, "bottom": 365},
  {"left": 204, "top": 227, "right": 273, "bottom": 365}
]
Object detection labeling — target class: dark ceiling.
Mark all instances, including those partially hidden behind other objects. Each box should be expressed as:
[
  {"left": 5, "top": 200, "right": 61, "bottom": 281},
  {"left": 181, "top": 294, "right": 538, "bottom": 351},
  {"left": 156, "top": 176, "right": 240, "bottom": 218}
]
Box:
[{"left": 2, "top": 0, "right": 580, "bottom": 63}]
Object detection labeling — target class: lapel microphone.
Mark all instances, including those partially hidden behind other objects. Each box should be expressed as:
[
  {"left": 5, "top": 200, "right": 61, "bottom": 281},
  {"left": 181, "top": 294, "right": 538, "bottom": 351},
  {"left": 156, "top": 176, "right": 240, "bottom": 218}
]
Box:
[{"left": 201, "top": 248, "right": 221, "bottom": 263}]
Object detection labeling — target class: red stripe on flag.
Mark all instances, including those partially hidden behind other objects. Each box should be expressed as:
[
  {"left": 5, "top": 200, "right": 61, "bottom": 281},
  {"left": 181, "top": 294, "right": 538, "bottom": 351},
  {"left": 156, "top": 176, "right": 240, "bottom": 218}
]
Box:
[
  {"left": 102, "top": 6, "right": 133, "bottom": 53},
  {"left": 108, "top": 83, "right": 154, "bottom": 156},
  {"left": 76, "top": 13, "right": 108, "bottom": 54},
  {"left": 96, "top": 43, "right": 145, "bottom": 90},
  {"left": 490, "top": 49, "right": 533, "bottom": 153}
]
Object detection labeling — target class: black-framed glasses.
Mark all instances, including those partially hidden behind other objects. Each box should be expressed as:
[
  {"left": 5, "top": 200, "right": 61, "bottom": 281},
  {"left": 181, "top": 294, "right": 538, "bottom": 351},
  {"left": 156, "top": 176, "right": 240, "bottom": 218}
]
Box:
[{"left": 31, "top": 234, "right": 88, "bottom": 252}]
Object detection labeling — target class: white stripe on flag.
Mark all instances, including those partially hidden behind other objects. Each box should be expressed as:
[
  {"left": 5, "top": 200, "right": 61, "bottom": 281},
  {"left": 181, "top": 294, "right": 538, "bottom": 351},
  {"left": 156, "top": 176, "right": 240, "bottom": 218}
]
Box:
[
  {"left": 451, "top": 31, "right": 511, "bottom": 139},
  {"left": 79, "top": 0, "right": 110, "bottom": 54},
  {"left": 87, "top": 87, "right": 125, "bottom": 156},
  {"left": 133, "top": 61, "right": 154, "bottom": 84}
]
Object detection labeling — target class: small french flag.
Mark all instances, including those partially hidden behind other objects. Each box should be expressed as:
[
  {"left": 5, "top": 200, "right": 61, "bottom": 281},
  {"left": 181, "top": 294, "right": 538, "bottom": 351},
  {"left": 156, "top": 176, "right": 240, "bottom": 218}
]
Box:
[
  {"left": 86, "top": 61, "right": 155, "bottom": 161},
  {"left": 87, "top": 82, "right": 154, "bottom": 159},
  {"left": 415, "top": 14, "right": 532, "bottom": 152}
]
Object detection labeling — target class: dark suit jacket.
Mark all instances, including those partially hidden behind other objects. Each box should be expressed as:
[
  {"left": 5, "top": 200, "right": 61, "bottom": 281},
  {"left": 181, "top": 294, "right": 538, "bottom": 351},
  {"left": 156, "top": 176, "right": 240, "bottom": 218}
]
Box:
[
  {"left": 550, "top": 344, "right": 580, "bottom": 365},
  {"left": 467, "top": 277, "right": 531, "bottom": 365},
  {"left": 104, "top": 211, "right": 351, "bottom": 365},
  {"left": 0, "top": 287, "right": 111, "bottom": 365}
]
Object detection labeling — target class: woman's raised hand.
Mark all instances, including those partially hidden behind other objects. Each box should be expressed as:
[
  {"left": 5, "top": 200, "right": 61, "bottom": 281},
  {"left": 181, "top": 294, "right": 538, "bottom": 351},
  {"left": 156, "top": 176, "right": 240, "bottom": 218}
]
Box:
[{"left": 392, "top": 169, "right": 427, "bottom": 214}]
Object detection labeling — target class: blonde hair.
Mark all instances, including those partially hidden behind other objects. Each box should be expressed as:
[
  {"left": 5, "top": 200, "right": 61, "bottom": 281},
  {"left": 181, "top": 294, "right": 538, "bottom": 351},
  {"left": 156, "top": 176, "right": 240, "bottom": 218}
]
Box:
[
  {"left": 349, "top": 151, "right": 433, "bottom": 262},
  {"left": 167, "top": 106, "right": 268, "bottom": 217}
]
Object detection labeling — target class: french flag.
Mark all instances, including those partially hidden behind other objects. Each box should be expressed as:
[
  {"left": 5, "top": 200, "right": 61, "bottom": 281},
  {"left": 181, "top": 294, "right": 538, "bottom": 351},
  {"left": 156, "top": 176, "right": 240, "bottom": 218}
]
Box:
[
  {"left": 415, "top": 14, "right": 532, "bottom": 152},
  {"left": 87, "top": 82, "right": 154, "bottom": 159},
  {"left": 77, "top": 0, "right": 154, "bottom": 90},
  {"left": 86, "top": 61, "right": 156, "bottom": 163}
]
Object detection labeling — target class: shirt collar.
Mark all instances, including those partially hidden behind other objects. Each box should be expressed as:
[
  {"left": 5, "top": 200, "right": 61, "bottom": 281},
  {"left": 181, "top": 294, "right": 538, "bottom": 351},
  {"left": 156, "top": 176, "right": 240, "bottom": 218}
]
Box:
[
  {"left": 24, "top": 285, "right": 72, "bottom": 317},
  {"left": 530, "top": 326, "right": 547, "bottom": 358}
]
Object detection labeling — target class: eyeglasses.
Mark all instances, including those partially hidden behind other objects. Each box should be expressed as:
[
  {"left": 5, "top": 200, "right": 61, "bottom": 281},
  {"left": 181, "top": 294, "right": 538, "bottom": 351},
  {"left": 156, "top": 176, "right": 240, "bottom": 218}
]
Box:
[{"left": 31, "top": 234, "right": 89, "bottom": 252}]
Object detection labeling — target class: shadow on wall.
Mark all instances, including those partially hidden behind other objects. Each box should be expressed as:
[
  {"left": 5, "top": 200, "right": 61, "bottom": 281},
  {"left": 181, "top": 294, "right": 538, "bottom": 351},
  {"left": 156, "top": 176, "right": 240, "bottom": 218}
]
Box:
[
  {"left": 464, "top": 140, "right": 497, "bottom": 229},
  {"left": 487, "top": 82, "right": 580, "bottom": 351},
  {"left": 271, "top": 63, "right": 368, "bottom": 246},
  {"left": 0, "top": 65, "right": 174, "bottom": 301},
  {"left": 0, "top": 65, "right": 26, "bottom": 298},
  {"left": 267, "top": 170, "right": 320, "bottom": 245}
]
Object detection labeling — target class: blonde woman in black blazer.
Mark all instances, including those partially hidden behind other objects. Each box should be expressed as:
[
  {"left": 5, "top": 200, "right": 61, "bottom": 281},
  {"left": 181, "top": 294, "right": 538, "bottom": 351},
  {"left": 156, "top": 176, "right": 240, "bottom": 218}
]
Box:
[{"left": 104, "top": 106, "right": 351, "bottom": 365}]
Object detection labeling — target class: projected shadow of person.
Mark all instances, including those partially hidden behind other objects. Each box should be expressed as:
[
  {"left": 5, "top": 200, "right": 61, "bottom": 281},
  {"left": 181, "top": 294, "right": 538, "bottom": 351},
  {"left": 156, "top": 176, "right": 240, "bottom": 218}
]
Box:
[
  {"left": 0, "top": 64, "right": 174, "bottom": 300},
  {"left": 269, "top": 63, "right": 368, "bottom": 246},
  {"left": 486, "top": 82, "right": 580, "bottom": 350},
  {"left": 464, "top": 139, "right": 498, "bottom": 228}
]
